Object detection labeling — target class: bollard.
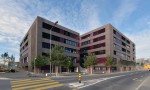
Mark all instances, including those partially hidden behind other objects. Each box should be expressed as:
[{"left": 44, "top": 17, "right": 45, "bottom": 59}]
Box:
[{"left": 78, "top": 74, "right": 82, "bottom": 83}]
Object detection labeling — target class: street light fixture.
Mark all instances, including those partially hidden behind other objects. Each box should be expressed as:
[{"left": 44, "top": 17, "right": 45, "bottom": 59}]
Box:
[{"left": 50, "top": 21, "right": 58, "bottom": 76}]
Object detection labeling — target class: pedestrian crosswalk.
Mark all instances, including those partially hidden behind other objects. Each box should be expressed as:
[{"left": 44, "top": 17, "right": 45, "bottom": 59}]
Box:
[{"left": 11, "top": 78, "right": 64, "bottom": 90}]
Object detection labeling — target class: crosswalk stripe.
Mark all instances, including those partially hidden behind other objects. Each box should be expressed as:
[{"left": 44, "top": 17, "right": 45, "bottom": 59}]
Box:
[
  {"left": 12, "top": 82, "right": 59, "bottom": 89},
  {"left": 30, "top": 84, "right": 64, "bottom": 90},
  {"left": 11, "top": 79, "right": 54, "bottom": 82},
  {"left": 11, "top": 80, "right": 54, "bottom": 84},
  {"left": 12, "top": 79, "right": 54, "bottom": 84},
  {"left": 11, "top": 80, "right": 58, "bottom": 87}
]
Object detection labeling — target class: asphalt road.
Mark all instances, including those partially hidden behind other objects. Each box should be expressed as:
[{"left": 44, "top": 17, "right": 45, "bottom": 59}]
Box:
[
  {"left": 0, "top": 70, "right": 150, "bottom": 90},
  {"left": 79, "top": 71, "right": 150, "bottom": 90},
  {"left": 52, "top": 71, "right": 146, "bottom": 84}
]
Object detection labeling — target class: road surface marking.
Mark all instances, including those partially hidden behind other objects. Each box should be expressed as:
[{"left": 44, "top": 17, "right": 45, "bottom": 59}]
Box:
[
  {"left": 78, "top": 75, "right": 125, "bottom": 89},
  {"left": 135, "top": 76, "right": 150, "bottom": 90},
  {"left": 11, "top": 79, "right": 63, "bottom": 90},
  {"left": 30, "top": 84, "right": 64, "bottom": 90},
  {"left": 12, "top": 80, "right": 57, "bottom": 87},
  {"left": 133, "top": 78, "right": 138, "bottom": 80}
]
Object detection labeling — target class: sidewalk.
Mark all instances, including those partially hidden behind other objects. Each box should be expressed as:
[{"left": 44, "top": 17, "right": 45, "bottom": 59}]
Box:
[{"left": 50, "top": 70, "right": 141, "bottom": 78}]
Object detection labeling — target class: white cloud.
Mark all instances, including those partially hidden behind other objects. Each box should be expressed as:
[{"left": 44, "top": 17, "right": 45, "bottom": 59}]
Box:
[
  {"left": 112, "top": 0, "right": 138, "bottom": 26},
  {"left": 80, "top": 0, "right": 102, "bottom": 32},
  {"left": 125, "top": 16, "right": 150, "bottom": 59}
]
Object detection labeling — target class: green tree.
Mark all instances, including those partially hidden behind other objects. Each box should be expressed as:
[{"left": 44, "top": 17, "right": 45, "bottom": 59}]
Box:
[
  {"left": 84, "top": 53, "right": 97, "bottom": 74},
  {"left": 63, "top": 57, "right": 74, "bottom": 72},
  {"left": 32, "top": 55, "right": 47, "bottom": 73},
  {"left": 50, "top": 45, "right": 66, "bottom": 76},
  {"left": 141, "top": 63, "right": 144, "bottom": 66},
  {"left": 104, "top": 55, "right": 116, "bottom": 73},
  {"left": 1, "top": 52, "right": 9, "bottom": 68}
]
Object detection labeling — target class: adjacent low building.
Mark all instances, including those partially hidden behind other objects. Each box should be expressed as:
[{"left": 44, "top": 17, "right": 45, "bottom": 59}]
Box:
[{"left": 20, "top": 16, "right": 136, "bottom": 73}]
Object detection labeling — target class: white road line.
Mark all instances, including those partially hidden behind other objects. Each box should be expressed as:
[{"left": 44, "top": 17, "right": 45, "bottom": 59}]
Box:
[
  {"left": 78, "top": 75, "right": 125, "bottom": 89},
  {"left": 135, "top": 76, "right": 150, "bottom": 90}
]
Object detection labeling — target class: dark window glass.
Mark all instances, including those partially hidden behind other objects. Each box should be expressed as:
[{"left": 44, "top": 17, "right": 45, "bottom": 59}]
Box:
[
  {"left": 52, "top": 35, "right": 60, "bottom": 42},
  {"left": 114, "top": 30, "right": 122, "bottom": 38},
  {"left": 42, "top": 52, "right": 49, "bottom": 57},
  {"left": 42, "top": 22, "right": 79, "bottom": 40},
  {"left": 65, "top": 47, "right": 77, "bottom": 53},
  {"left": 42, "top": 32, "right": 50, "bottom": 39},
  {"left": 93, "top": 35, "right": 105, "bottom": 42},
  {"left": 122, "top": 42, "right": 126, "bottom": 46},
  {"left": 25, "top": 42, "right": 28, "bottom": 47},
  {"left": 93, "top": 43, "right": 105, "bottom": 49},
  {"left": 113, "top": 30, "right": 116, "bottom": 34},
  {"left": 127, "top": 50, "right": 130, "bottom": 54},
  {"left": 114, "top": 44, "right": 122, "bottom": 50},
  {"left": 115, "top": 32, "right": 122, "bottom": 38},
  {"left": 114, "top": 51, "right": 116, "bottom": 55},
  {"left": 94, "top": 50, "right": 105, "bottom": 55},
  {"left": 42, "top": 42, "right": 50, "bottom": 49},
  {"left": 52, "top": 27, "right": 60, "bottom": 33},
  {"left": 121, "top": 36, "right": 126, "bottom": 41},
  {"left": 81, "top": 40, "right": 90, "bottom": 46},
  {"left": 80, "top": 46, "right": 91, "bottom": 53},
  {"left": 93, "top": 28, "right": 105, "bottom": 36},
  {"left": 64, "top": 39, "right": 77, "bottom": 46},
  {"left": 126, "top": 40, "right": 130, "bottom": 44},
  {"left": 114, "top": 37, "right": 122, "bottom": 44},
  {"left": 122, "top": 48, "right": 126, "bottom": 52},
  {"left": 81, "top": 34, "right": 90, "bottom": 40},
  {"left": 42, "top": 22, "right": 52, "bottom": 30},
  {"left": 24, "top": 34, "right": 28, "bottom": 42}
]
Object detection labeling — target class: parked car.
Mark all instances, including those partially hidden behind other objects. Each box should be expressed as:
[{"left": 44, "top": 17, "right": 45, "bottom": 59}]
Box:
[{"left": 9, "top": 69, "right": 15, "bottom": 73}]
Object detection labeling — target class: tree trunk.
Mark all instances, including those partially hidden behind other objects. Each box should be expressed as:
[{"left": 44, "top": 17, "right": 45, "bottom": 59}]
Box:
[
  {"left": 90, "top": 66, "right": 93, "bottom": 74},
  {"left": 107, "top": 67, "right": 111, "bottom": 73},
  {"left": 67, "top": 68, "right": 69, "bottom": 73},
  {"left": 55, "top": 66, "right": 59, "bottom": 76},
  {"left": 38, "top": 68, "right": 40, "bottom": 74}
]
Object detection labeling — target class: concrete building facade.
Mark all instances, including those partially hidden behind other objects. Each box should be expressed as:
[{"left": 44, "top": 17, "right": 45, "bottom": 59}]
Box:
[
  {"left": 80, "top": 24, "right": 136, "bottom": 72},
  {"left": 20, "top": 16, "right": 80, "bottom": 72},
  {"left": 20, "top": 16, "right": 136, "bottom": 73}
]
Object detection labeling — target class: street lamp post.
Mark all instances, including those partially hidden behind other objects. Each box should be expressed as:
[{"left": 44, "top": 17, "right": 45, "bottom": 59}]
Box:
[
  {"left": 34, "top": 57, "right": 36, "bottom": 73},
  {"left": 49, "top": 21, "right": 58, "bottom": 76}
]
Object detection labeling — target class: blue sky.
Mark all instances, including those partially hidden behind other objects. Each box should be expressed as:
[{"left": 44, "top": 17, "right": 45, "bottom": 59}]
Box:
[{"left": 0, "top": 0, "right": 150, "bottom": 61}]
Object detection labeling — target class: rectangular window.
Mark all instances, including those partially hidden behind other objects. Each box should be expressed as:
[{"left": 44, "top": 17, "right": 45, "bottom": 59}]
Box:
[
  {"left": 126, "top": 40, "right": 130, "bottom": 44},
  {"left": 24, "top": 34, "right": 28, "bottom": 42},
  {"left": 42, "top": 42, "right": 50, "bottom": 49},
  {"left": 64, "top": 47, "right": 77, "bottom": 53},
  {"left": 122, "top": 48, "right": 126, "bottom": 52},
  {"left": 64, "top": 39, "right": 77, "bottom": 46},
  {"left": 25, "top": 42, "right": 28, "bottom": 47},
  {"left": 81, "top": 40, "right": 90, "bottom": 46},
  {"left": 94, "top": 50, "right": 106, "bottom": 55},
  {"left": 42, "top": 22, "right": 52, "bottom": 30},
  {"left": 114, "top": 37, "right": 122, "bottom": 44},
  {"left": 114, "top": 44, "right": 122, "bottom": 50},
  {"left": 93, "top": 35, "right": 105, "bottom": 42},
  {"left": 81, "top": 34, "right": 90, "bottom": 40},
  {"left": 121, "top": 36, "right": 126, "bottom": 41},
  {"left": 122, "top": 42, "right": 126, "bottom": 47},
  {"left": 93, "top": 28, "right": 105, "bottom": 36},
  {"left": 42, "top": 32, "right": 50, "bottom": 39},
  {"left": 93, "top": 43, "right": 105, "bottom": 49},
  {"left": 52, "top": 35, "right": 60, "bottom": 42}
]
